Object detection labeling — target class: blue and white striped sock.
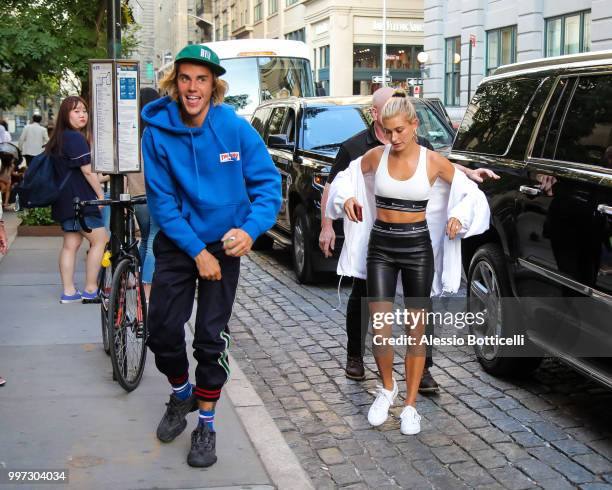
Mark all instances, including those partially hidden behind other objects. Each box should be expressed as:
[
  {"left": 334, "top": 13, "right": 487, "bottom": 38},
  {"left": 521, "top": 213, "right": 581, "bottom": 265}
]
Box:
[
  {"left": 199, "top": 409, "right": 215, "bottom": 432},
  {"left": 172, "top": 381, "right": 193, "bottom": 401}
]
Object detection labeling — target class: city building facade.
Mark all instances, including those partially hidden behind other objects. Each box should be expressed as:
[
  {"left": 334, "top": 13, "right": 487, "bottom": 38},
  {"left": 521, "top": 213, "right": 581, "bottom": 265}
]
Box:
[
  {"left": 212, "top": 0, "right": 426, "bottom": 97},
  {"left": 423, "top": 0, "right": 612, "bottom": 120}
]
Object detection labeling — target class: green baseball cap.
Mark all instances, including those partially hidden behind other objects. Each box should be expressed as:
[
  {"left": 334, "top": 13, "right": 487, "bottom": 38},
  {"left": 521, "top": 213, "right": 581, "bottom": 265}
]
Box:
[{"left": 175, "top": 44, "right": 226, "bottom": 76}]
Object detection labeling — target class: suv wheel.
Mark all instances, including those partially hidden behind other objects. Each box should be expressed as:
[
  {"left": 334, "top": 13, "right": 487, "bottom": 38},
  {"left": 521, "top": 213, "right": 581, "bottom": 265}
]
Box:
[
  {"left": 252, "top": 233, "right": 274, "bottom": 251},
  {"left": 467, "top": 244, "right": 542, "bottom": 376},
  {"left": 292, "top": 205, "right": 314, "bottom": 284}
]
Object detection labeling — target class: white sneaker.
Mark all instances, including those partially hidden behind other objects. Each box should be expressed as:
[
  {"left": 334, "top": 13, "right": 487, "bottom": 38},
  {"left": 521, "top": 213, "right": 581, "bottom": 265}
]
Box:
[
  {"left": 400, "top": 405, "right": 421, "bottom": 435},
  {"left": 367, "top": 379, "right": 398, "bottom": 426}
]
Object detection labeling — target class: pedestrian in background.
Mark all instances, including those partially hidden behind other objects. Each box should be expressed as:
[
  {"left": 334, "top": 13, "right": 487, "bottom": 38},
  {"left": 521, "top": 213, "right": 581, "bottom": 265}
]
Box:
[
  {"left": 0, "top": 190, "right": 8, "bottom": 387},
  {"left": 19, "top": 114, "right": 49, "bottom": 166},
  {"left": 47, "top": 96, "right": 107, "bottom": 304},
  {"left": 142, "top": 44, "right": 281, "bottom": 468},
  {"left": 0, "top": 121, "right": 11, "bottom": 143},
  {"left": 127, "top": 86, "right": 161, "bottom": 301}
]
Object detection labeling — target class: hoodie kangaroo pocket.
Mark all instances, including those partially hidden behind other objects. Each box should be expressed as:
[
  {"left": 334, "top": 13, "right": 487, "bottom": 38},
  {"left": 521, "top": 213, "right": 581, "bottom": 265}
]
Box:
[{"left": 187, "top": 203, "right": 250, "bottom": 239}]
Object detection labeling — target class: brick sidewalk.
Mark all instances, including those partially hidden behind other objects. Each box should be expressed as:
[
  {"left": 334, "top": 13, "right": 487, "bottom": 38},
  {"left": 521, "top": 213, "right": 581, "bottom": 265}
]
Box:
[{"left": 228, "top": 246, "right": 612, "bottom": 489}]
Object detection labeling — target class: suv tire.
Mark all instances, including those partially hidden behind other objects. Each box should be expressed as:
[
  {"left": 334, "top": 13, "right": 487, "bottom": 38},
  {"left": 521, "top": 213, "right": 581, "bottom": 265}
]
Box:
[
  {"left": 467, "top": 243, "right": 542, "bottom": 376},
  {"left": 292, "top": 205, "right": 314, "bottom": 284}
]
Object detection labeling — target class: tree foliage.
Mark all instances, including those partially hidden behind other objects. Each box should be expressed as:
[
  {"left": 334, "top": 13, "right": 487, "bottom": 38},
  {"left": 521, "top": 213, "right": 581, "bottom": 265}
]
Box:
[{"left": 0, "top": 0, "right": 138, "bottom": 109}]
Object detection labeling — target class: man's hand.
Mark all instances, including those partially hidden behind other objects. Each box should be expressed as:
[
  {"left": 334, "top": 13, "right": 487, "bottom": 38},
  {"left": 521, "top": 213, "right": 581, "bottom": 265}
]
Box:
[
  {"left": 344, "top": 197, "right": 363, "bottom": 223},
  {"left": 222, "top": 228, "right": 253, "bottom": 257},
  {"left": 468, "top": 168, "right": 500, "bottom": 183},
  {"left": 0, "top": 224, "right": 8, "bottom": 255},
  {"left": 319, "top": 224, "right": 336, "bottom": 258},
  {"left": 446, "top": 217, "right": 463, "bottom": 240},
  {"left": 195, "top": 248, "right": 221, "bottom": 280}
]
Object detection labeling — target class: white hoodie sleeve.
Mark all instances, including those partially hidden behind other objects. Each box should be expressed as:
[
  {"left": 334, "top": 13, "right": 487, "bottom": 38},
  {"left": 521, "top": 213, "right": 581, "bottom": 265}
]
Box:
[{"left": 326, "top": 157, "right": 362, "bottom": 220}]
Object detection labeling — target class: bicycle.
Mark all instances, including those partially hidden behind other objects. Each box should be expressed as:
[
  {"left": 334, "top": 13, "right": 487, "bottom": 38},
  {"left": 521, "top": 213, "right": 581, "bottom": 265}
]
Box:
[{"left": 73, "top": 194, "right": 148, "bottom": 392}]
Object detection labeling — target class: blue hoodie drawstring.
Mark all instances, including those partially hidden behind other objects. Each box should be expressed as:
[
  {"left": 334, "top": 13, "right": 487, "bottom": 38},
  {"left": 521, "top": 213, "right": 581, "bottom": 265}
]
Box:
[{"left": 189, "top": 131, "right": 202, "bottom": 200}]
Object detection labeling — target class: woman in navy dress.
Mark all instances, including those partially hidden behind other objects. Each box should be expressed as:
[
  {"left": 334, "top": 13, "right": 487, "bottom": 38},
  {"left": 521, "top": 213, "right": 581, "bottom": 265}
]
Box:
[{"left": 47, "top": 96, "right": 107, "bottom": 303}]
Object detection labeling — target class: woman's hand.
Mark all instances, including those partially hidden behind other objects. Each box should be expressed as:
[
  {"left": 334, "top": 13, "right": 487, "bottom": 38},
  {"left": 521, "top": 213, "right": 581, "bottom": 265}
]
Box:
[
  {"left": 446, "top": 217, "right": 462, "bottom": 240},
  {"left": 344, "top": 197, "right": 363, "bottom": 222}
]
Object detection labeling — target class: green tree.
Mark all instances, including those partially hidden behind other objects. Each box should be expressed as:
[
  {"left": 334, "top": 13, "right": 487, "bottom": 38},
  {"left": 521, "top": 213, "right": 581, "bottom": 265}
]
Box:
[{"left": 0, "top": 0, "right": 138, "bottom": 109}]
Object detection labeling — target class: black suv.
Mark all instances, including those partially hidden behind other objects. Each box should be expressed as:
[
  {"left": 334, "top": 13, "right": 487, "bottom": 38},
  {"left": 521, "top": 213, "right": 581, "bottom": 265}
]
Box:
[
  {"left": 453, "top": 51, "right": 612, "bottom": 388},
  {"left": 250, "top": 95, "right": 455, "bottom": 282}
]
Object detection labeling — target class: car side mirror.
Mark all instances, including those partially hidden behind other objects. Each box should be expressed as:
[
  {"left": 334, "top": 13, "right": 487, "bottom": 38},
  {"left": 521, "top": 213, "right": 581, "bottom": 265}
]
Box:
[{"left": 268, "top": 134, "right": 294, "bottom": 151}]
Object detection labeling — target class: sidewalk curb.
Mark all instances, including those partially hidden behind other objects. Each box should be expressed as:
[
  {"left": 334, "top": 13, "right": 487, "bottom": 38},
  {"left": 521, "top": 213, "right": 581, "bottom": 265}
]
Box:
[{"left": 187, "top": 322, "right": 314, "bottom": 490}]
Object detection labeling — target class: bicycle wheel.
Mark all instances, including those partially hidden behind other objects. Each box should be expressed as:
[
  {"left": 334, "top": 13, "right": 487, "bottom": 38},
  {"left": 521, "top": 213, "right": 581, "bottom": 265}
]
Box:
[
  {"left": 99, "top": 261, "right": 113, "bottom": 355},
  {"left": 108, "top": 258, "right": 148, "bottom": 392}
]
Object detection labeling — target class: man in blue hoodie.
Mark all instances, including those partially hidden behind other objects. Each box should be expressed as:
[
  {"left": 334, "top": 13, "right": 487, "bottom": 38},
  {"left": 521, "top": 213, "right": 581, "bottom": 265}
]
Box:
[{"left": 141, "top": 44, "right": 281, "bottom": 468}]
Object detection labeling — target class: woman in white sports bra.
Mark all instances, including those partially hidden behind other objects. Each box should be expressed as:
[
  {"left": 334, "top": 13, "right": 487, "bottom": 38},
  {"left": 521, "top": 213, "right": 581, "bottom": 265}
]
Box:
[{"left": 344, "top": 91, "right": 463, "bottom": 436}]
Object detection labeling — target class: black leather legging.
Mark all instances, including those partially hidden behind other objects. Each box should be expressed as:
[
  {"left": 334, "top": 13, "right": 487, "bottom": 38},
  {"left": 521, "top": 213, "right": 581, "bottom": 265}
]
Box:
[{"left": 366, "top": 220, "right": 434, "bottom": 309}]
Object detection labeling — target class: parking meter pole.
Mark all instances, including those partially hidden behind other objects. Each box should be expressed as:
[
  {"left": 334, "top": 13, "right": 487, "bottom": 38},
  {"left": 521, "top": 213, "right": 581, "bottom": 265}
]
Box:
[{"left": 107, "top": 0, "right": 125, "bottom": 267}]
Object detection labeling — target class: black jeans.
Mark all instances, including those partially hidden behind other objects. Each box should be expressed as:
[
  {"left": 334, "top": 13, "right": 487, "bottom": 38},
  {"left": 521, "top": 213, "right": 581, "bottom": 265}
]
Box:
[
  {"left": 365, "top": 220, "right": 435, "bottom": 368},
  {"left": 147, "top": 232, "right": 240, "bottom": 402}
]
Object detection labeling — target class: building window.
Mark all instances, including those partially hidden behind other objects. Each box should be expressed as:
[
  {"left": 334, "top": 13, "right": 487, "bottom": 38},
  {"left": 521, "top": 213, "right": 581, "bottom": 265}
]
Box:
[
  {"left": 254, "top": 2, "right": 262, "bottom": 22},
  {"left": 319, "top": 45, "right": 330, "bottom": 68},
  {"left": 269, "top": 0, "right": 277, "bottom": 14},
  {"left": 286, "top": 0, "right": 299, "bottom": 6},
  {"left": 215, "top": 27, "right": 220, "bottom": 41},
  {"left": 354, "top": 45, "right": 381, "bottom": 69},
  {"left": 545, "top": 10, "right": 591, "bottom": 57},
  {"left": 386, "top": 46, "right": 421, "bottom": 71},
  {"left": 445, "top": 37, "right": 461, "bottom": 106},
  {"left": 285, "top": 28, "right": 305, "bottom": 42},
  {"left": 223, "top": 23, "right": 228, "bottom": 39},
  {"left": 486, "top": 26, "right": 516, "bottom": 75}
]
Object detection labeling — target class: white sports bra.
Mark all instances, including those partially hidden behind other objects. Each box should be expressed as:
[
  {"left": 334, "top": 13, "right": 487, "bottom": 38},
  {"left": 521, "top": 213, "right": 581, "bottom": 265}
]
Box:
[{"left": 374, "top": 144, "right": 432, "bottom": 212}]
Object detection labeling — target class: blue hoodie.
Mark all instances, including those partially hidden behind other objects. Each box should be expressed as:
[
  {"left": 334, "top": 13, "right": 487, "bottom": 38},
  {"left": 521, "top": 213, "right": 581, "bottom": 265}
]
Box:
[{"left": 141, "top": 96, "right": 281, "bottom": 258}]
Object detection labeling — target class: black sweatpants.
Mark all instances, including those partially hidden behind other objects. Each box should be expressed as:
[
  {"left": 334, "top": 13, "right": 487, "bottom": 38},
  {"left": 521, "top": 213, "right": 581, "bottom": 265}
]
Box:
[
  {"left": 147, "top": 232, "right": 240, "bottom": 402},
  {"left": 347, "top": 279, "right": 434, "bottom": 368}
]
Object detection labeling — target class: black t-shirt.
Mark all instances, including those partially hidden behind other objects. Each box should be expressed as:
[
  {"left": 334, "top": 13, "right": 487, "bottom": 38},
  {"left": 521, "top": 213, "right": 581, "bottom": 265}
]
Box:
[
  {"left": 51, "top": 130, "right": 101, "bottom": 222},
  {"left": 327, "top": 123, "right": 434, "bottom": 184}
]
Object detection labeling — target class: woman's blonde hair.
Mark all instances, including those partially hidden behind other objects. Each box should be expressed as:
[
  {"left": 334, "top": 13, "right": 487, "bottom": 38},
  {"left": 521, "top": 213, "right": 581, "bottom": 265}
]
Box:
[
  {"left": 159, "top": 63, "right": 228, "bottom": 105},
  {"left": 381, "top": 89, "right": 417, "bottom": 122}
]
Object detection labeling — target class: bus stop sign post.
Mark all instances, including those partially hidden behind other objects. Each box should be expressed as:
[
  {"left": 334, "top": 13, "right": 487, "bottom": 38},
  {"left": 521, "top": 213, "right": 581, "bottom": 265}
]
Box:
[{"left": 107, "top": 0, "right": 124, "bottom": 265}]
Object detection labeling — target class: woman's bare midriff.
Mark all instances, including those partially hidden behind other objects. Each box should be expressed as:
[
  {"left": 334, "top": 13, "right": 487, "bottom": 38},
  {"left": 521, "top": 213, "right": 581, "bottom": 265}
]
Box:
[{"left": 376, "top": 208, "right": 426, "bottom": 223}]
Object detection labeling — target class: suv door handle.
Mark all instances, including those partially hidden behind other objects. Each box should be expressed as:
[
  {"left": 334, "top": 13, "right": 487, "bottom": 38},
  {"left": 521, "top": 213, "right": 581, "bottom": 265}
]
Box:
[
  {"left": 597, "top": 204, "right": 612, "bottom": 216},
  {"left": 519, "top": 185, "right": 542, "bottom": 196}
]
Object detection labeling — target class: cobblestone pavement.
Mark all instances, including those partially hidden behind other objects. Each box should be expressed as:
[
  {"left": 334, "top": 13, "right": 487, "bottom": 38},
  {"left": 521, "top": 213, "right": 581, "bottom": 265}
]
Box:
[{"left": 228, "top": 247, "right": 612, "bottom": 489}]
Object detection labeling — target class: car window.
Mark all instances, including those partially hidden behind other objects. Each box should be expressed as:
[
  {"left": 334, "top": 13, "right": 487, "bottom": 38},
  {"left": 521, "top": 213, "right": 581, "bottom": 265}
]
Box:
[
  {"left": 414, "top": 105, "right": 453, "bottom": 150},
  {"left": 251, "top": 108, "right": 271, "bottom": 138},
  {"left": 301, "top": 106, "right": 369, "bottom": 152},
  {"left": 266, "top": 107, "right": 287, "bottom": 143},
  {"left": 454, "top": 77, "right": 542, "bottom": 156},
  {"left": 284, "top": 109, "right": 296, "bottom": 144},
  {"left": 532, "top": 78, "right": 576, "bottom": 159},
  {"left": 555, "top": 75, "right": 612, "bottom": 168}
]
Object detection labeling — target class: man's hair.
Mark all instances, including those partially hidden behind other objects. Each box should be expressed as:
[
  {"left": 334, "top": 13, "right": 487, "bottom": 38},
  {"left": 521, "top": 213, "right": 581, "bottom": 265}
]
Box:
[
  {"left": 32, "top": 115, "right": 42, "bottom": 123},
  {"left": 159, "top": 62, "right": 228, "bottom": 106}
]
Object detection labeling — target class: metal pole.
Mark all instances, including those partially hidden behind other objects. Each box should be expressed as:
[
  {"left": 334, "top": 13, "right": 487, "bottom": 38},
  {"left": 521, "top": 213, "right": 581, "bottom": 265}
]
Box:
[
  {"left": 107, "top": 0, "right": 124, "bottom": 261},
  {"left": 382, "top": 0, "right": 386, "bottom": 87},
  {"left": 468, "top": 41, "right": 473, "bottom": 103}
]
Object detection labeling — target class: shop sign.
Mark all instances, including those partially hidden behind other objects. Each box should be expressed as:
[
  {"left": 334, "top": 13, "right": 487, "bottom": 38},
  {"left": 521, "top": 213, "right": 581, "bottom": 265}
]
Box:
[{"left": 373, "top": 20, "right": 423, "bottom": 32}]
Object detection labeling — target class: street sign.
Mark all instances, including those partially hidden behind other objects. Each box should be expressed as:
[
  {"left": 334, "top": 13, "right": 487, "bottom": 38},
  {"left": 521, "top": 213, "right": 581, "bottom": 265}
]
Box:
[
  {"left": 414, "top": 85, "right": 421, "bottom": 98},
  {"left": 470, "top": 34, "right": 476, "bottom": 47},
  {"left": 89, "top": 59, "right": 141, "bottom": 174},
  {"left": 372, "top": 75, "right": 392, "bottom": 84}
]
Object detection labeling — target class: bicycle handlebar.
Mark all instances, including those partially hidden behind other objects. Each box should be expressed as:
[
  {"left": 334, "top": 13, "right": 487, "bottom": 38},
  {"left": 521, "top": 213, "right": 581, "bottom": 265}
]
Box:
[{"left": 73, "top": 195, "right": 147, "bottom": 233}]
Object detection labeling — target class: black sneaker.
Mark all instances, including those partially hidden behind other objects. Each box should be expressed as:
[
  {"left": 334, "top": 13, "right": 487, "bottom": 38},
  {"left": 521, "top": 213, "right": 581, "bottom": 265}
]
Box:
[
  {"left": 418, "top": 369, "right": 440, "bottom": 394},
  {"left": 187, "top": 423, "right": 217, "bottom": 468},
  {"left": 156, "top": 392, "right": 198, "bottom": 443}
]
